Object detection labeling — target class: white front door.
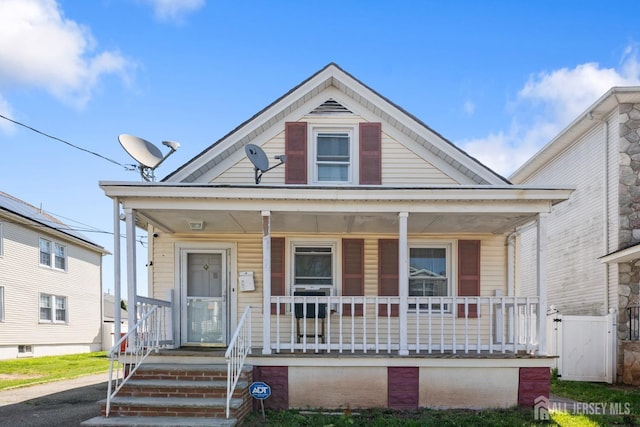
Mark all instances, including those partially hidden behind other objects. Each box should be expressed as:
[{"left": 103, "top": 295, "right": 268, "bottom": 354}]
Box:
[{"left": 181, "top": 251, "right": 227, "bottom": 346}]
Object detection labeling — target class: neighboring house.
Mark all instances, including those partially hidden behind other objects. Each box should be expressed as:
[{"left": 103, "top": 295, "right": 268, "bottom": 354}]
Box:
[
  {"left": 0, "top": 191, "right": 107, "bottom": 359},
  {"left": 510, "top": 87, "right": 640, "bottom": 385},
  {"left": 99, "top": 63, "right": 573, "bottom": 415},
  {"left": 102, "top": 292, "right": 128, "bottom": 351}
]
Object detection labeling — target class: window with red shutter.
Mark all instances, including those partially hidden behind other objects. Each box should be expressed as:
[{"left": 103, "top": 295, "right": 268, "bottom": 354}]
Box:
[
  {"left": 457, "top": 240, "right": 481, "bottom": 318},
  {"left": 342, "top": 239, "right": 364, "bottom": 316},
  {"left": 359, "top": 122, "right": 382, "bottom": 185},
  {"left": 285, "top": 122, "right": 307, "bottom": 184},
  {"left": 378, "top": 239, "right": 399, "bottom": 317}
]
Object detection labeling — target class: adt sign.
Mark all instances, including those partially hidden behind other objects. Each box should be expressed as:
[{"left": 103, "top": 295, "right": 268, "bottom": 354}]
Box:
[{"left": 249, "top": 381, "right": 271, "bottom": 400}]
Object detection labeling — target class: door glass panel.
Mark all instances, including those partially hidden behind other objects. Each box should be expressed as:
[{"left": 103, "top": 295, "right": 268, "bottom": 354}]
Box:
[{"left": 186, "top": 253, "right": 225, "bottom": 345}]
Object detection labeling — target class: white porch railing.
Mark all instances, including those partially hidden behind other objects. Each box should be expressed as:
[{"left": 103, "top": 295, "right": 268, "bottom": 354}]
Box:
[
  {"left": 224, "top": 305, "right": 252, "bottom": 419},
  {"left": 105, "top": 295, "right": 173, "bottom": 417},
  {"left": 270, "top": 295, "right": 539, "bottom": 355}
]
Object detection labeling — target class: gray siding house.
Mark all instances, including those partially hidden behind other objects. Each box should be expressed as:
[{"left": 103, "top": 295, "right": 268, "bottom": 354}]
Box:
[{"left": 0, "top": 191, "right": 107, "bottom": 359}]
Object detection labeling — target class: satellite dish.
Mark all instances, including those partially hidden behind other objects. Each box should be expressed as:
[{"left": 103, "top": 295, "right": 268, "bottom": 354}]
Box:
[
  {"left": 244, "top": 144, "right": 286, "bottom": 184},
  {"left": 119, "top": 134, "right": 180, "bottom": 181}
]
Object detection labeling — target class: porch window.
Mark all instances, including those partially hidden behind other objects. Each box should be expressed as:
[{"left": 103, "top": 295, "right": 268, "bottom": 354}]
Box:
[
  {"left": 39, "top": 293, "right": 67, "bottom": 323},
  {"left": 292, "top": 245, "right": 334, "bottom": 295},
  {"left": 315, "top": 131, "right": 351, "bottom": 183},
  {"left": 409, "top": 245, "right": 450, "bottom": 311}
]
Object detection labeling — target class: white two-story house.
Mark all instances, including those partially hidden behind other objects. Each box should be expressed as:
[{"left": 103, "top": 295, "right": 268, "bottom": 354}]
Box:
[{"left": 0, "top": 191, "right": 107, "bottom": 359}]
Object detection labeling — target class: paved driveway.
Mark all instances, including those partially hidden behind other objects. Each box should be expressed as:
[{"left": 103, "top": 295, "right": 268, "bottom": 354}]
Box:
[{"left": 0, "top": 373, "right": 108, "bottom": 427}]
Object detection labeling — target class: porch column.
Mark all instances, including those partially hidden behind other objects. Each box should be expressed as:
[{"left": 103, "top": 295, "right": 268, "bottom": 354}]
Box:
[
  {"left": 124, "top": 208, "right": 137, "bottom": 330},
  {"left": 536, "top": 212, "right": 548, "bottom": 355},
  {"left": 262, "top": 211, "right": 272, "bottom": 355},
  {"left": 398, "top": 212, "right": 409, "bottom": 356},
  {"left": 113, "top": 198, "right": 121, "bottom": 341}
]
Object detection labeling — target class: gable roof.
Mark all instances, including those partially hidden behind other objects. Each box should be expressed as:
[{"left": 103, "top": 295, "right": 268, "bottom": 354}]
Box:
[
  {"left": 0, "top": 190, "right": 106, "bottom": 252},
  {"left": 510, "top": 86, "right": 640, "bottom": 183},
  {"left": 163, "top": 63, "right": 510, "bottom": 185}
]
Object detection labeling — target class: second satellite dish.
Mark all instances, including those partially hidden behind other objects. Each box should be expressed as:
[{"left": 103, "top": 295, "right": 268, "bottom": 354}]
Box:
[
  {"left": 119, "top": 134, "right": 180, "bottom": 181},
  {"left": 245, "top": 144, "right": 285, "bottom": 184}
]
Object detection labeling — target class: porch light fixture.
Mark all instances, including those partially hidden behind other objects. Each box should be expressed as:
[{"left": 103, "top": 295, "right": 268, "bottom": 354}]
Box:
[{"left": 187, "top": 220, "right": 204, "bottom": 231}]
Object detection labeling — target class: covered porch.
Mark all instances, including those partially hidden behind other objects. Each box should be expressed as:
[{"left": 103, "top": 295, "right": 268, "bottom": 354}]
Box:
[{"left": 100, "top": 183, "right": 572, "bottom": 358}]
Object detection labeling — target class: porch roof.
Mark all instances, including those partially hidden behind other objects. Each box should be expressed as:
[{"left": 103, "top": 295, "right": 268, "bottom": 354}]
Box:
[{"left": 100, "top": 182, "right": 573, "bottom": 235}]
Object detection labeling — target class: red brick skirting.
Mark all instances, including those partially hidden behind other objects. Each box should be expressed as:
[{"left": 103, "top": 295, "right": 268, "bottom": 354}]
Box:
[
  {"left": 518, "top": 367, "right": 550, "bottom": 407},
  {"left": 388, "top": 367, "right": 419, "bottom": 409}
]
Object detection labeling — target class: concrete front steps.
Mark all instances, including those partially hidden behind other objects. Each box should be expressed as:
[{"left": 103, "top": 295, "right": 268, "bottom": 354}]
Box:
[{"left": 82, "top": 363, "right": 253, "bottom": 427}]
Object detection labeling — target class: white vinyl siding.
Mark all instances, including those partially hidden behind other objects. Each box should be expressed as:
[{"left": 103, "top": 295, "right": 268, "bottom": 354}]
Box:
[
  {"left": 0, "top": 286, "right": 4, "bottom": 321},
  {"left": 0, "top": 222, "right": 3, "bottom": 256},
  {"left": 516, "top": 123, "right": 608, "bottom": 315}
]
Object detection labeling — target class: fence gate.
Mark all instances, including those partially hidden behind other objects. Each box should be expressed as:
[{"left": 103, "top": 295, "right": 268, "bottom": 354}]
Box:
[{"left": 547, "top": 313, "right": 616, "bottom": 383}]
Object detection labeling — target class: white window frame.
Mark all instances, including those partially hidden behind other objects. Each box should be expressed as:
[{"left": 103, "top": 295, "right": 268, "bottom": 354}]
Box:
[
  {"left": 0, "top": 222, "right": 3, "bottom": 257},
  {"left": 289, "top": 239, "right": 338, "bottom": 296},
  {"left": 18, "top": 345, "right": 33, "bottom": 357},
  {"left": 39, "top": 237, "right": 67, "bottom": 271},
  {"left": 408, "top": 241, "right": 453, "bottom": 313},
  {"left": 39, "top": 293, "right": 67, "bottom": 324},
  {"left": 310, "top": 126, "right": 357, "bottom": 185},
  {"left": 0, "top": 286, "right": 4, "bottom": 322}
]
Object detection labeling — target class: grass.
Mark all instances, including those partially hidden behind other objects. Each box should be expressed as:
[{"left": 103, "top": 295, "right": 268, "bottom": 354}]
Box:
[
  {"left": 0, "top": 351, "right": 110, "bottom": 390},
  {"left": 241, "top": 375, "right": 640, "bottom": 427}
]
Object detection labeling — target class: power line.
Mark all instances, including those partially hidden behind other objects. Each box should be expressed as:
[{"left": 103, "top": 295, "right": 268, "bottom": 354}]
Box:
[{"left": 0, "top": 113, "right": 127, "bottom": 168}]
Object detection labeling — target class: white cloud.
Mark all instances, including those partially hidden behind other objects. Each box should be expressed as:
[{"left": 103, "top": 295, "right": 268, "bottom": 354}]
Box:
[
  {"left": 138, "top": 0, "right": 205, "bottom": 22},
  {"left": 459, "top": 46, "right": 640, "bottom": 177},
  {"left": 0, "top": 0, "right": 133, "bottom": 109}
]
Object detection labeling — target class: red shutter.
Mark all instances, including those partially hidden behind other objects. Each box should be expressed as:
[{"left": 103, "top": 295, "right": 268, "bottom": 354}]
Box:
[
  {"left": 285, "top": 122, "right": 307, "bottom": 184},
  {"left": 271, "top": 237, "right": 285, "bottom": 315},
  {"left": 359, "top": 122, "right": 382, "bottom": 185},
  {"left": 378, "top": 239, "right": 399, "bottom": 317},
  {"left": 458, "top": 240, "right": 480, "bottom": 318},
  {"left": 342, "top": 239, "right": 364, "bottom": 316}
]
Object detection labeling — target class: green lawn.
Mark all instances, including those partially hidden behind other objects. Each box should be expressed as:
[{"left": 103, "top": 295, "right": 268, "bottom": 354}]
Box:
[{"left": 0, "top": 351, "right": 110, "bottom": 390}]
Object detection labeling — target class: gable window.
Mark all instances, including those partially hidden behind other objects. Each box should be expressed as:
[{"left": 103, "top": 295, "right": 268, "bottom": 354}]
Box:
[
  {"left": 315, "top": 131, "right": 351, "bottom": 183},
  {"left": 39, "top": 293, "right": 67, "bottom": 323},
  {"left": 39, "top": 238, "right": 66, "bottom": 270},
  {"left": 409, "top": 244, "right": 451, "bottom": 311},
  {"left": 292, "top": 244, "right": 335, "bottom": 296}
]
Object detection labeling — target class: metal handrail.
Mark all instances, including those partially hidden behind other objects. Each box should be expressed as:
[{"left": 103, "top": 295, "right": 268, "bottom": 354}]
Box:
[
  {"left": 105, "top": 297, "right": 172, "bottom": 417},
  {"left": 225, "top": 305, "right": 252, "bottom": 419}
]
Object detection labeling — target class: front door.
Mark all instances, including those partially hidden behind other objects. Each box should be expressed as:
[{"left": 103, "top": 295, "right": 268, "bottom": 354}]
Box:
[{"left": 182, "top": 251, "right": 227, "bottom": 346}]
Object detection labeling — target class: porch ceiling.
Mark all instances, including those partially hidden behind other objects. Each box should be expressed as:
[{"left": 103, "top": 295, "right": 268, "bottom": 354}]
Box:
[
  {"left": 137, "top": 209, "right": 540, "bottom": 235},
  {"left": 101, "top": 183, "right": 574, "bottom": 235}
]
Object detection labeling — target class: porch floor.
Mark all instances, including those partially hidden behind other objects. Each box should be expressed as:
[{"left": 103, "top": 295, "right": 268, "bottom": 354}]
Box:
[{"left": 155, "top": 347, "right": 554, "bottom": 360}]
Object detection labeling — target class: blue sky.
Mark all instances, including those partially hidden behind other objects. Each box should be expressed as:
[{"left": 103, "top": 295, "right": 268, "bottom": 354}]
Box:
[{"left": 2, "top": 0, "right": 640, "bottom": 295}]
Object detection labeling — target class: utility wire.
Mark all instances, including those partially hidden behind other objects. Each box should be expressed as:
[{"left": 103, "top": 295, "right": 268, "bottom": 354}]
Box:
[{"left": 0, "top": 113, "right": 127, "bottom": 168}]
